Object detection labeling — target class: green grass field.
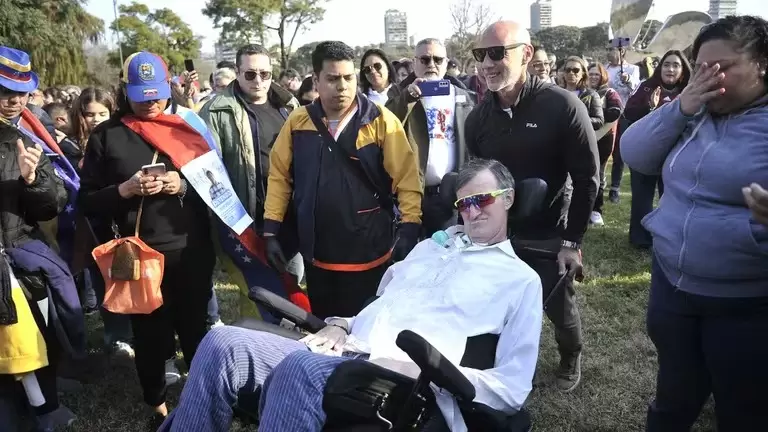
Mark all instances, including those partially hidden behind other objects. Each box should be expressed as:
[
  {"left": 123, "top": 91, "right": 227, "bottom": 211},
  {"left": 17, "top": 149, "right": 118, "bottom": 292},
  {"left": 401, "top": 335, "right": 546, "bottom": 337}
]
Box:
[{"left": 60, "top": 169, "right": 716, "bottom": 431}]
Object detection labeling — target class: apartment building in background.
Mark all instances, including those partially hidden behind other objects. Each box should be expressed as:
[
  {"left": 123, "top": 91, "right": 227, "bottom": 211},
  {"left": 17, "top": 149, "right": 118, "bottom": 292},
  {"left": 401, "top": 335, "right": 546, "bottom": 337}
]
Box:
[
  {"left": 708, "top": 0, "right": 738, "bottom": 20},
  {"left": 214, "top": 41, "right": 237, "bottom": 64},
  {"left": 530, "top": 0, "right": 553, "bottom": 33},
  {"left": 385, "top": 9, "right": 408, "bottom": 47}
]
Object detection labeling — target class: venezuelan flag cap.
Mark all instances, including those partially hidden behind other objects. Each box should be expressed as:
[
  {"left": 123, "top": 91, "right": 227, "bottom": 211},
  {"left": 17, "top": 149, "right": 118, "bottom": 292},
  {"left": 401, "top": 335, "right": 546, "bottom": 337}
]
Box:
[
  {"left": 0, "top": 46, "right": 39, "bottom": 93},
  {"left": 121, "top": 51, "right": 171, "bottom": 103}
]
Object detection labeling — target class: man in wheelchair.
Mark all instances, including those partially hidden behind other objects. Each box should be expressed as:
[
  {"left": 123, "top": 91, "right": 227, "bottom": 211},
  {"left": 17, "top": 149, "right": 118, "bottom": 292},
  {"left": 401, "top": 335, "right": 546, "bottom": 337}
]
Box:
[{"left": 159, "top": 158, "right": 543, "bottom": 432}]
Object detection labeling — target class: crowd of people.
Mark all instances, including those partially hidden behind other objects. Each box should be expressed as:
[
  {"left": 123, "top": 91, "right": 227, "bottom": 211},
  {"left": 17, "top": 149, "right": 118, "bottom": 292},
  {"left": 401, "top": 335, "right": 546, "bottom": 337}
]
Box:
[{"left": 0, "top": 12, "right": 767, "bottom": 432}]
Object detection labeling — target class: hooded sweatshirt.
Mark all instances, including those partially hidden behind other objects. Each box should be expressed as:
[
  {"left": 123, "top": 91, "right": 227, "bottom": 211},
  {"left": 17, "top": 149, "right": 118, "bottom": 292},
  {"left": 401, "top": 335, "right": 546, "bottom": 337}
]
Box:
[{"left": 621, "top": 96, "right": 768, "bottom": 298}]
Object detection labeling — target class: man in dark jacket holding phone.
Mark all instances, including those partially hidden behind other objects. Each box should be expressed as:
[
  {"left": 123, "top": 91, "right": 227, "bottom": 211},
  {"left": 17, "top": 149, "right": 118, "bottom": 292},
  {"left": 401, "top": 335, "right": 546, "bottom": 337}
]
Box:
[{"left": 465, "top": 21, "right": 599, "bottom": 393}]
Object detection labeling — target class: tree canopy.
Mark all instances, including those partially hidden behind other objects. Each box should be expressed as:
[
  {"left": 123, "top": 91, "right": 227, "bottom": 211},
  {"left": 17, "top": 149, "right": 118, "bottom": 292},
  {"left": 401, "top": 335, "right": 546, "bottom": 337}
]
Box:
[
  {"left": 109, "top": 1, "right": 201, "bottom": 72},
  {"left": 0, "top": 0, "right": 103, "bottom": 86},
  {"left": 531, "top": 24, "right": 610, "bottom": 62},
  {"left": 203, "top": 0, "right": 326, "bottom": 69}
]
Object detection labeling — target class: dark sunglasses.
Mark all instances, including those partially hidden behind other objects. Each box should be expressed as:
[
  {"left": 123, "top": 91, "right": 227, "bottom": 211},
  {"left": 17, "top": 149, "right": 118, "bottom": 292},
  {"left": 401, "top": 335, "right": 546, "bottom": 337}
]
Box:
[
  {"left": 362, "top": 63, "right": 384, "bottom": 75},
  {"left": 564, "top": 67, "right": 582, "bottom": 74},
  {"left": 243, "top": 70, "right": 273, "bottom": 81},
  {"left": 472, "top": 43, "right": 526, "bottom": 62},
  {"left": 454, "top": 189, "right": 510, "bottom": 212},
  {"left": 418, "top": 56, "right": 445, "bottom": 66}
]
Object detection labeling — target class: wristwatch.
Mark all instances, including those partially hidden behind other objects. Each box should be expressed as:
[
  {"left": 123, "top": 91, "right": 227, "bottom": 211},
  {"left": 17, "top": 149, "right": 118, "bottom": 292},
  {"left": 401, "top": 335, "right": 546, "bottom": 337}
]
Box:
[{"left": 561, "top": 240, "right": 580, "bottom": 250}]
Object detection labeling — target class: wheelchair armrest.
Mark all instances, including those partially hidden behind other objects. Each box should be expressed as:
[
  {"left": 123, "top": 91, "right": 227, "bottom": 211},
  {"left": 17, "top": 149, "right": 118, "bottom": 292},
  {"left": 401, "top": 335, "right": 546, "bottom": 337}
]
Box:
[
  {"left": 395, "top": 330, "right": 476, "bottom": 402},
  {"left": 248, "top": 286, "right": 327, "bottom": 333},
  {"left": 230, "top": 317, "right": 305, "bottom": 341}
]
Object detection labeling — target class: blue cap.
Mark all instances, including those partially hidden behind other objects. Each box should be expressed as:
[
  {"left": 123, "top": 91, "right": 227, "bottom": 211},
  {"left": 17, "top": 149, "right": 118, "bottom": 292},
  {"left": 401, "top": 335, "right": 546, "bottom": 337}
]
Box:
[{"left": 121, "top": 51, "right": 171, "bottom": 103}]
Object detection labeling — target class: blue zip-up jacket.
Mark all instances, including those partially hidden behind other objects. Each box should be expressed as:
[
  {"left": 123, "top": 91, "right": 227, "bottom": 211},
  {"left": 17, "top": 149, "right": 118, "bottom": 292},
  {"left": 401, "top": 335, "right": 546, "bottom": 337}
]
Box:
[
  {"left": 621, "top": 96, "right": 768, "bottom": 298},
  {"left": 6, "top": 239, "right": 86, "bottom": 358}
]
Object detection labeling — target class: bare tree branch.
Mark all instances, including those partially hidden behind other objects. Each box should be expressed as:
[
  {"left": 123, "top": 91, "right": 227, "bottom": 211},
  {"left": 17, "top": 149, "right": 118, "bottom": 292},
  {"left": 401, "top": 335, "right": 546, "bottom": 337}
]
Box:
[{"left": 448, "top": 0, "right": 495, "bottom": 69}]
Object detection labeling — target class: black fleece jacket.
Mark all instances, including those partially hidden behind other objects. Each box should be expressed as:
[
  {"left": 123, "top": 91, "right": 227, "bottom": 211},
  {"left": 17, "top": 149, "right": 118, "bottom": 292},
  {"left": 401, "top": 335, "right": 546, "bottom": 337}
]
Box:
[{"left": 465, "top": 74, "right": 599, "bottom": 244}]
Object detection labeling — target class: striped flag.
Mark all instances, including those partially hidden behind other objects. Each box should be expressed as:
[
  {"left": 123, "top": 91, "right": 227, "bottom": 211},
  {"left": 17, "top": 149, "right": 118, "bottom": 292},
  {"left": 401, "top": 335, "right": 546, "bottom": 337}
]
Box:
[{"left": 121, "top": 108, "right": 309, "bottom": 322}]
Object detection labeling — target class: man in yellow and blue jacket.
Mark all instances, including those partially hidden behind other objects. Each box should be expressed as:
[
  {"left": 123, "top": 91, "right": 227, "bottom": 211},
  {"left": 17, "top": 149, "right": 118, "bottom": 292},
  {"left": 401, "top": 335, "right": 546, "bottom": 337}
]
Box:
[{"left": 263, "top": 41, "right": 423, "bottom": 319}]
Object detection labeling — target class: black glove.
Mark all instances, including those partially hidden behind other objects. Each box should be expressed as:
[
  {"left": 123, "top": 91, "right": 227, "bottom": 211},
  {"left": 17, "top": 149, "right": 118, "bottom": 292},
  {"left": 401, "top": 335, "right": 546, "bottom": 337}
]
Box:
[
  {"left": 264, "top": 235, "right": 287, "bottom": 273},
  {"left": 392, "top": 222, "right": 420, "bottom": 262}
]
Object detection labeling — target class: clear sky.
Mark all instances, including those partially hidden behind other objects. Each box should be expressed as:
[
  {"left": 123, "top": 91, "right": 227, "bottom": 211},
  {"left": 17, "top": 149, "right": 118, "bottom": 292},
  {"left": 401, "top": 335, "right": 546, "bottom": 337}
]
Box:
[{"left": 86, "top": 0, "right": 768, "bottom": 54}]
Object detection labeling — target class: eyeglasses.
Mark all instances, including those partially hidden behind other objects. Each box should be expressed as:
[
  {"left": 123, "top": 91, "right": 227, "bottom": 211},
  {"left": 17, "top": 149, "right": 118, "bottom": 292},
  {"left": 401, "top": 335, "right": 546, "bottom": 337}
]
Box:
[
  {"left": 472, "top": 43, "right": 526, "bottom": 62},
  {"left": 243, "top": 70, "right": 273, "bottom": 81},
  {"left": 531, "top": 61, "right": 550, "bottom": 69},
  {"left": 454, "top": 189, "right": 511, "bottom": 212},
  {"left": 564, "top": 67, "right": 582, "bottom": 74},
  {"left": 362, "top": 63, "right": 384, "bottom": 75},
  {"left": 418, "top": 56, "right": 445, "bottom": 66}
]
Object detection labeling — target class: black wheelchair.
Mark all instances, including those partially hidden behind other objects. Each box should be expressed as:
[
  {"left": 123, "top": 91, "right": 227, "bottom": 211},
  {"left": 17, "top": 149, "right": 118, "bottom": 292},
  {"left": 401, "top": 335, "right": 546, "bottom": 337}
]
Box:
[{"left": 231, "top": 175, "right": 559, "bottom": 431}]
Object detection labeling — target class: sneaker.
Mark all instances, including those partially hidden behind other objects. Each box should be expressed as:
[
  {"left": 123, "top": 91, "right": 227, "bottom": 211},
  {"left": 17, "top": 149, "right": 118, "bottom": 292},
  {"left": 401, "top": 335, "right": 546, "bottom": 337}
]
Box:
[
  {"left": 147, "top": 412, "right": 167, "bottom": 430},
  {"left": 555, "top": 352, "right": 582, "bottom": 393},
  {"left": 35, "top": 405, "right": 76, "bottom": 431},
  {"left": 165, "top": 358, "right": 181, "bottom": 386},
  {"left": 82, "top": 306, "right": 99, "bottom": 316},
  {"left": 209, "top": 319, "right": 224, "bottom": 329},
  {"left": 608, "top": 190, "right": 620, "bottom": 203},
  {"left": 589, "top": 211, "right": 604, "bottom": 226},
  {"left": 112, "top": 341, "right": 135, "bottom": 359}
]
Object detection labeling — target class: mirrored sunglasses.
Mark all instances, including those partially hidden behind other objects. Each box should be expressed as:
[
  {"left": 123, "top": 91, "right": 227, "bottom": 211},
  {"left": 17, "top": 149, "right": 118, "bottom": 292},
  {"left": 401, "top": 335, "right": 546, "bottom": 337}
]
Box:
[{"left": 454, "top": 189, "right": 511, "bottom": 212}]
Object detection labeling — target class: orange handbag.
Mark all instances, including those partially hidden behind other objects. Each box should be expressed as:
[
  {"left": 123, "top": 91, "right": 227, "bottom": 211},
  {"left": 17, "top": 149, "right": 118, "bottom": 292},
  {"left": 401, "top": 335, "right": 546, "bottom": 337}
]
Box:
[{"left": 91, "top": 152, "right": 165, "bottom": 314}]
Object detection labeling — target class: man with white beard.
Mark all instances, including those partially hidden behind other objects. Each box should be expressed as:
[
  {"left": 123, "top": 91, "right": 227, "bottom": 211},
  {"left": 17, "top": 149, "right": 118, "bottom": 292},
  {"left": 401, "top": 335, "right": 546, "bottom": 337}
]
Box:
[{"left": 385, "top": 38, "right": 474, "bottom": 238}]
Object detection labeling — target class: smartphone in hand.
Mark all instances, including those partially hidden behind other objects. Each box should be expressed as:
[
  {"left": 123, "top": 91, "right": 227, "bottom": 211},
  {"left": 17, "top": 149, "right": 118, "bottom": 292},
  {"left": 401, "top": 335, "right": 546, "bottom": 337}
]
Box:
[
  {"left": 141, "top": 163, "right": 167, "bottom": 177},
  {"left": 417, "top": 79, "right": 451, "bottom": 97}
]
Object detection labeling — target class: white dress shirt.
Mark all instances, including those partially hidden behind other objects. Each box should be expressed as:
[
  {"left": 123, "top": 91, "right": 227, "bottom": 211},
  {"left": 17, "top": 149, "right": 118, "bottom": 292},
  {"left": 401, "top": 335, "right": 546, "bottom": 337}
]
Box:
[{"left": 334, "top": 226, "right": 543, "bottom": 432}]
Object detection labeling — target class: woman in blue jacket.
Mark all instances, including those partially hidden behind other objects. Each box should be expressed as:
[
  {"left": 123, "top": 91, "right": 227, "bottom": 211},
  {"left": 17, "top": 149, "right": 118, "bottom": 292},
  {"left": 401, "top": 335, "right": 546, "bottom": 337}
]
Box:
[
  {"left": 621, "top": 16, "right": 768, "bottom": 431},
  {"left": 623, "top": 50, "right": 691, "bottom": 248}
]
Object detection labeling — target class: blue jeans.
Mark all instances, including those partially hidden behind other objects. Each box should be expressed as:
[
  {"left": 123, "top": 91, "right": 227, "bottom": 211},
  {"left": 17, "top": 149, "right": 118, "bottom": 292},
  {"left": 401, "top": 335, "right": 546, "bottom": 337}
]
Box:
[
  {"left": 89, "top": 265, "right": 133, "bottom": 347},
  {"left": 610, "top": 117, "right": 631, "bottom": 191},
  {"left": 207, "top": 287, "right": 220, "bottom": 325},
  {"left": 646, "top": 257, "right": 768, "bottom": 431},
  {"left": 629, "top": 169, "right": 663, "bottom": 247}
]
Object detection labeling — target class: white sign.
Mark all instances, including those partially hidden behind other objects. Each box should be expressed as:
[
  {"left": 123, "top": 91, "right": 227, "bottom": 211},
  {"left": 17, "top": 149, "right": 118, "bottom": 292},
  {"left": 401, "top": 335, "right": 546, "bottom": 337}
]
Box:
[{"left": 181, "top": 150, "right": 253, "bottom": 235}]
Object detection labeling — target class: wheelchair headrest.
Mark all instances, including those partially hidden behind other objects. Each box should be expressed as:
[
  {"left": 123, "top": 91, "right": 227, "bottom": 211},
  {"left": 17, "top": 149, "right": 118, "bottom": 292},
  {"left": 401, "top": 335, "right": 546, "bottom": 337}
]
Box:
[
  {"left": 510, "top": 178, "right": 548, "bottom": 223},
  {"left": 440, "top": 172, "right": 548, "bottom": 223}
]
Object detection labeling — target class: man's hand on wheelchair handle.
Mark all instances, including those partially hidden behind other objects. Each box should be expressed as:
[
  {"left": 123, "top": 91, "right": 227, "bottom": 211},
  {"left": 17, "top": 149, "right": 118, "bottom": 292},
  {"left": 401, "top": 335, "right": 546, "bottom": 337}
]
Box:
[
  {"left": 301, "top": 320, "right": 348, "bottom": 353},
  {"left": 558, "top": 246, "right": 584, "bottom": 282},
  {"left": 264, "top": 234, "right": 287, "bottom": 273}
]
